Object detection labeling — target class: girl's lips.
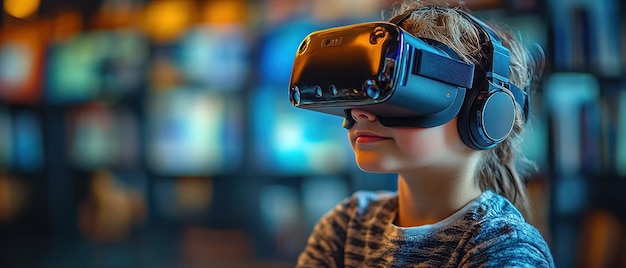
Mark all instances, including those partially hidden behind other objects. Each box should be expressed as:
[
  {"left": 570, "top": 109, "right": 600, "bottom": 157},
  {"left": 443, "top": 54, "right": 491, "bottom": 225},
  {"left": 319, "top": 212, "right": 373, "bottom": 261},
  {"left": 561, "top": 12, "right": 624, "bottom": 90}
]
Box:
[
  {"left": 355, "top": 131, "right": 391, "bottom": 143},
  {"left": 356, "top": 135, "right": 390, "bottom": 143}
]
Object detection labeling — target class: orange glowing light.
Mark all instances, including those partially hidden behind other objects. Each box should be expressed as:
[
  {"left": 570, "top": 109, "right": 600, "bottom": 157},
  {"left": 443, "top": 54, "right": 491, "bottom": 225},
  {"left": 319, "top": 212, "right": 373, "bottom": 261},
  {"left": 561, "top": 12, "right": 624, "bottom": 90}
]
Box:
[
  {"left": 202, "top": 0, "right": 248, "bottom": 24},
  {"left": 4, "top": 0, "right": 40, "bottom": 19},
  {"left": 142, "top": 0, "right": 193, "bottom": 43}
]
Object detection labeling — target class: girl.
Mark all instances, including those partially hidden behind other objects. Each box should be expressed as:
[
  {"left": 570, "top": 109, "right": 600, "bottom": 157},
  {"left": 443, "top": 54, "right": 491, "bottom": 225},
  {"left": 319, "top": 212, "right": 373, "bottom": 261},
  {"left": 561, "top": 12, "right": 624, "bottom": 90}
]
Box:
[{"left": 296, "top": 1, "right": 555, "bottom": 267}]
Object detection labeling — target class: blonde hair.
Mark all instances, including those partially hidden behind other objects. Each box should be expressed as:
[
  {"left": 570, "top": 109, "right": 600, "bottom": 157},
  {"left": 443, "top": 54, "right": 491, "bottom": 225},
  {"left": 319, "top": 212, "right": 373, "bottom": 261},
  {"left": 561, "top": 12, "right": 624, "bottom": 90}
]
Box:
[{"left": 386, "top": 0, "right": 540, "bottom": 219}]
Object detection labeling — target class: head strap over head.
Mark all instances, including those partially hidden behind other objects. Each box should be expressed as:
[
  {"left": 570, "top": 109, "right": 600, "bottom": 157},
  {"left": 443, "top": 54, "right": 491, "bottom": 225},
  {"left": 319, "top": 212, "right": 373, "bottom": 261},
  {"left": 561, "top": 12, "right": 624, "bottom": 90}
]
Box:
[{"left": 386, "top": 6, "right": 529, "bottom": 121}]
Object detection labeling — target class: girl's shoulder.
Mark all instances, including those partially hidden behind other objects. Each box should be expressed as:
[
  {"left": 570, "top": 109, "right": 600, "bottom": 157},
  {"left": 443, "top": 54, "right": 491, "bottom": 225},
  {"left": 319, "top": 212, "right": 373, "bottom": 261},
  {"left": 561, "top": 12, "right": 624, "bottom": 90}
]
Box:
[
  {"left": 470, "top": 190, "right": 526, "bottom": 222},
  {"left": 465, "top": 191, "right": 551, "bottom": 254},
  {"left": 455, "top": 191, "right": 555, "bottom": 267},
  {"left": 456, "top": 193, "right": 554, "bottom": 267}
]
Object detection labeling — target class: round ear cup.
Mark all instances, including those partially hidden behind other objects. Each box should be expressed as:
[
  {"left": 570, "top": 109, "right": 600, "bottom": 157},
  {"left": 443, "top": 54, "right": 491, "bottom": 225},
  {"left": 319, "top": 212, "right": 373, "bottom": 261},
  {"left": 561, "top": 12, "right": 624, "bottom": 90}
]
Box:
[{"left": 458, "top": 89, "right": 516, "bottom": 150}]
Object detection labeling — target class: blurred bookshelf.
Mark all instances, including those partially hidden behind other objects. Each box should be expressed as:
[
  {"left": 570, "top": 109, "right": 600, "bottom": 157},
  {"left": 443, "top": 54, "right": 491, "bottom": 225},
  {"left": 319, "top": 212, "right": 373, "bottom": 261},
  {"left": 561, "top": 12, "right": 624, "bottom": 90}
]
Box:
[
  {"left": 543, "top": 0, "right": 626, "bottom": 267},
  {"left": 0, "top": 0, "right": 624, "bottom": 267}
]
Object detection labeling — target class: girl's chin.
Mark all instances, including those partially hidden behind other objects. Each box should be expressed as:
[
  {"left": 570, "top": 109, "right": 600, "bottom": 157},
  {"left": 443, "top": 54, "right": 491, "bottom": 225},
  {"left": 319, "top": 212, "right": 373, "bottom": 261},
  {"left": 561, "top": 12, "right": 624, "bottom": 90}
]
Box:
[
  {"left": 353, "top": 152, "right": 400, "bottom": 173},
  {"left": 355, "top": 162, "right": 393, "bottom": 173}
]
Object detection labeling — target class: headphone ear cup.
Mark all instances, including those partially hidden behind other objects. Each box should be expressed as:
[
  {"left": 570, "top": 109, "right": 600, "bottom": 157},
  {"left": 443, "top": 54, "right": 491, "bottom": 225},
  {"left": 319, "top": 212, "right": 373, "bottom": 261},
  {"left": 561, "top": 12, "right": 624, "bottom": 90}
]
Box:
[{"left": 458, "top": 89, "right": 516, "bottom": 150}]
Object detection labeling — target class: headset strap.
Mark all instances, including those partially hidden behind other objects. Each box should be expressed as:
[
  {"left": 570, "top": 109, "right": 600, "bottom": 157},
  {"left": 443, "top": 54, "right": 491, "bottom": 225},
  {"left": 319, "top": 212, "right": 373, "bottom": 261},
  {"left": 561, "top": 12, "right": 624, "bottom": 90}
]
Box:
[{"left": 388, "top": 6, "right": 529, "bottom": 121}]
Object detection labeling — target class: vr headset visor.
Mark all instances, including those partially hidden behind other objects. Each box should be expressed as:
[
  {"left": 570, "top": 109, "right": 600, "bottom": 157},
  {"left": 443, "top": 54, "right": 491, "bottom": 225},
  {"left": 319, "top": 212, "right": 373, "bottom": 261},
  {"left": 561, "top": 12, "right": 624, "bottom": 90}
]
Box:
[{"left": 288, "top": 21, "right": 475, "bottom": 128}]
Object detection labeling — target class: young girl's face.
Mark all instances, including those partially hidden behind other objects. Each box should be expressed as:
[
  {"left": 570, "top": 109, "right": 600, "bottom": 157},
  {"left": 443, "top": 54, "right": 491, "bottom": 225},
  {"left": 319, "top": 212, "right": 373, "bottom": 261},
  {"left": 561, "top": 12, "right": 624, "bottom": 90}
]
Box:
[{"left": 347, "top": 109, "right": 474, "bottom": 174}]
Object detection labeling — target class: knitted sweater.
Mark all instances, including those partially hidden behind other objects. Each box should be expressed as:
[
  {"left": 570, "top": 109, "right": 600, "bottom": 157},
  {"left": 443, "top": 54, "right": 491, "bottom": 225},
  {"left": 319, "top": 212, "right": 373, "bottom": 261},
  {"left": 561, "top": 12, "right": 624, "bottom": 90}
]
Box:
[{"left": 297, "top": 190, "right": 555, "bottom": 267}]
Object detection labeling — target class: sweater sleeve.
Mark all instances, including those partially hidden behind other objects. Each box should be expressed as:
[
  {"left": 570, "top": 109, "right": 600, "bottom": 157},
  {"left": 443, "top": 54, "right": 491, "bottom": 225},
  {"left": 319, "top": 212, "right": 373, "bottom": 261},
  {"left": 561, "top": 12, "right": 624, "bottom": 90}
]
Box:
[
  {"left": 460, "top": 226, "right": 555, "bottom": 268},
  {"left": 296, "top": 197, "right": 352, "bottom": 268}
]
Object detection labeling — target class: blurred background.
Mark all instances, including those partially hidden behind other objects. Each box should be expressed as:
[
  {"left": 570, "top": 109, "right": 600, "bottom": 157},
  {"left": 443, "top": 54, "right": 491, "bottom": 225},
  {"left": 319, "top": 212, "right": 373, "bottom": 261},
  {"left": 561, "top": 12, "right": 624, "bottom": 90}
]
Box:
[{"left": 0, "top": 0, "right": 624, "bottom": 267}]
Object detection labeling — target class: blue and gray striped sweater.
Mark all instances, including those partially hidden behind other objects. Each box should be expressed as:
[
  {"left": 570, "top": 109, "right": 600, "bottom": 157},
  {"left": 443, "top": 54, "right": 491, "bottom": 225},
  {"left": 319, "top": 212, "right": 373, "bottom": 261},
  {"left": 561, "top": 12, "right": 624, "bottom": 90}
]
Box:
[{"left": 297, "top": 190, "right": 555, "bottom": 267}]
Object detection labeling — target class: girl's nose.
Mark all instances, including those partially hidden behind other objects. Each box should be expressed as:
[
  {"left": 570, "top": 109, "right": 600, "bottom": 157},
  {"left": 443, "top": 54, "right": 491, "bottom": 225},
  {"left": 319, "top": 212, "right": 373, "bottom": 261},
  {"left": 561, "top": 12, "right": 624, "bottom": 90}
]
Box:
[{"left": 351, "top": 109, "right": 378, "bottom": 123}]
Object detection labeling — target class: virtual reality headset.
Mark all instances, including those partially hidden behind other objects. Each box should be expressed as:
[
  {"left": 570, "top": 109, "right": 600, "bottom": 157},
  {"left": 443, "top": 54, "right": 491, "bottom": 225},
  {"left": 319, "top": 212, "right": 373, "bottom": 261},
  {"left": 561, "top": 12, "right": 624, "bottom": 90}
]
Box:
[
  {"left": 288, "top": 7, "right": 530, "bottom": 150},
  {"left": 288, "top": 21, "right": 475, "bottom": 128}
]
